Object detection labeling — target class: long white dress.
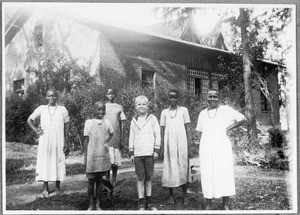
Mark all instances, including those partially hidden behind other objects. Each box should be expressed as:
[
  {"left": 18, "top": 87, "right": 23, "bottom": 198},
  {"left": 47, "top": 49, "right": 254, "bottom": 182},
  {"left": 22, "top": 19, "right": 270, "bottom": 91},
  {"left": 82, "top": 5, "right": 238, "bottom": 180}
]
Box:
[
  {"left": 160, "top": 106, "right": 192, "bottom": 187},
  {"left": 196, "top": 105, "right": 244, "bottom": 198},
  {"left": 29, "top": 105, "right": 69, "bottom": 182}
]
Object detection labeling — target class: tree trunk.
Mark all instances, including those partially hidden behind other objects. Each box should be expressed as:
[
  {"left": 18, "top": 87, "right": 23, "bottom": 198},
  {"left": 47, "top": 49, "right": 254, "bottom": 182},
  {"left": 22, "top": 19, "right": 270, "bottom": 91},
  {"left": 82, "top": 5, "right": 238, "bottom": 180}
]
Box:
[{"left": 239, "top": 8, "right": 259, "bottom": 146}]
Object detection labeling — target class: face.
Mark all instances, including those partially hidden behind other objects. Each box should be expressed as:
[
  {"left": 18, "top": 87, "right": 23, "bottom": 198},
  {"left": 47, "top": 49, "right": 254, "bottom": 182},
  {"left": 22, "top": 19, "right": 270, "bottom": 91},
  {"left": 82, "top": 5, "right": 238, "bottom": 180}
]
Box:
[
  {"left": 95, "top": 103, "right": 106, "bottom": 119},
  {"left": 106, "top": 89, "right": 115, "bottom": 102},
  {"left": 135, "top": 99, "right": 148, "bottom": 115},
  {"left": 207, "top": 90, "right": 219, "bottom": 108},
  {"left": 168, "top": 91, "right": 179, "bottom": 107},
  {"left": 47, "top": 90, "right": 58, "bottom": 105}
]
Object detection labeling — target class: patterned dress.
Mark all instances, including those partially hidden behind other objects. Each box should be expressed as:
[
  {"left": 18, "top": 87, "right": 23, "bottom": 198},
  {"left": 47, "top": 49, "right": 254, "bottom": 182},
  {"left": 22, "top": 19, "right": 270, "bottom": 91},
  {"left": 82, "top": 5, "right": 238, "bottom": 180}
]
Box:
[
  {"left": 84, "top": 119, "right": 113, "bottom": 175},
  {"left": 196, "top": 105, "right": 245, "bottom": 198},
  {"left": 104, "top": 103, "right": 126, "bottom": 166},
  {"left": 29, "top": 105, "right": 69, "bottom": 182},
  {"left": 160, "top": 106, "right": 192, "bottom": 187}
]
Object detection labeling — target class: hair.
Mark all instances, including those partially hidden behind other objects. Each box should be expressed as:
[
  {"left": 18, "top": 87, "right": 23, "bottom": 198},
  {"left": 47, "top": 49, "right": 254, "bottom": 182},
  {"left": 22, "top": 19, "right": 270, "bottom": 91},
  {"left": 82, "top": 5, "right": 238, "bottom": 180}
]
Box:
[
  {"left": 208, "top": 88, "right": 219, "bottom": 94},
  {"left": 169, "top": 89, "right": 180, "bottom": 97},
  {"left": 107, "top": 88, "right": 117, "bottom": 94},
  {"left": 95, "top": 100, "right": 105, "bottom": 108},
  {"left": 46, "top": 89, "right": 58, "bottom": 97},
  {"left": 135, "top": 95, "right": 149, "bottom": 105}
]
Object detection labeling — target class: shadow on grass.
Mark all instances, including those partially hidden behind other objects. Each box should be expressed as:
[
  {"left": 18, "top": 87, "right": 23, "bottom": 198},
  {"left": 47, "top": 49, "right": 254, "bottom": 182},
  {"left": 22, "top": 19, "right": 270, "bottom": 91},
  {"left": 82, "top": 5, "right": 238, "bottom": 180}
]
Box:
[{"left": 6, "top": 159, "right": 86, "bottom": 185}]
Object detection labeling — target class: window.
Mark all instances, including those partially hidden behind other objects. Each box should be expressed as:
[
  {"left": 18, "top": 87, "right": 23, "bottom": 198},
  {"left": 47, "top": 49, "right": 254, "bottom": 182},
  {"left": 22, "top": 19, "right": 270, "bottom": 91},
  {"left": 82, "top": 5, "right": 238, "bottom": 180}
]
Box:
[
  {"left": 13, "top": 79, "right": 25, "bottom": 95},
  {"left": 142, "top": 70, "right": 155, "bottom": 87},
  {"left": 261, "top": 91, "right": 271, "bottom": 112},
  {"left": 33, "top": 25, "right": 43, "bottom": 47}
]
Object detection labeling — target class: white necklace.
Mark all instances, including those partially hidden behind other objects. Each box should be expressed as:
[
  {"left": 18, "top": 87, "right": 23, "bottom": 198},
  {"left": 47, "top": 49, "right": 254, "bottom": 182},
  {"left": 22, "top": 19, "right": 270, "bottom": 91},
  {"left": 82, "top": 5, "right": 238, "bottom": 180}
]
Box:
[
  {"left": 169, "top": 106, "right": 178, "bottom": 118},
  {"left": 48, "top": 105, "right": 58, "bottom": 121},
  {"left": 207, "top": 107, "right": 218, "bottom": 118}
]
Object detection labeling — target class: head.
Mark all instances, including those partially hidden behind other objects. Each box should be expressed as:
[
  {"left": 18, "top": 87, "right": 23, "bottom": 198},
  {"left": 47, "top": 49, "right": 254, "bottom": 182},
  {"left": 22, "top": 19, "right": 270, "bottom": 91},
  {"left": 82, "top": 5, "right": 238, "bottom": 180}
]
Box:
[
  {"left": 106, "top": 88, "right": 116, "bottom": 102},
  {"left": 168, "top": 89, "right": 179, "bottom": 107},
  {"left": 46, "top": 89, "right": 58, "bottom": 106},
  {"left": 207, "top": 88, "right": 220, "bottom": 109},
  {"left": 135, "top": 95, "right": 149, "bottom": 116},
  {"left": 95, "top": 101, "right": 106, "bottom": 119}
]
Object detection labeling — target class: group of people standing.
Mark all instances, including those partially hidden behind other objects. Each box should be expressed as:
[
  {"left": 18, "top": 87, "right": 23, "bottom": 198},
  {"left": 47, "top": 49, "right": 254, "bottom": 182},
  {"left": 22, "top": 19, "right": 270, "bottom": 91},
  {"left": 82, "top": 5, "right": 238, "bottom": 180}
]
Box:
[{"left": 27, "top": 87, "right": 246, "bottom": 211}]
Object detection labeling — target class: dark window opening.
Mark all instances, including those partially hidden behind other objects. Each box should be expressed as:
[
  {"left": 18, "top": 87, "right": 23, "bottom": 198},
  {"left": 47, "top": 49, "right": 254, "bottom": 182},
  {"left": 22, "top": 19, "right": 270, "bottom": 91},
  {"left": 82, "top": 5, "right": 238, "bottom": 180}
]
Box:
[
  {"left": 261, "top": 91, "right": 271, "bottom": 112},
  {"left": 142, "top": 70, "right": 155, "bottom": 88},
  {"left": 195, "top": 78, "right": 201, "bottom": 95},
  {"left": 13, "top": 79, "right": 25, "bottom": 95}
]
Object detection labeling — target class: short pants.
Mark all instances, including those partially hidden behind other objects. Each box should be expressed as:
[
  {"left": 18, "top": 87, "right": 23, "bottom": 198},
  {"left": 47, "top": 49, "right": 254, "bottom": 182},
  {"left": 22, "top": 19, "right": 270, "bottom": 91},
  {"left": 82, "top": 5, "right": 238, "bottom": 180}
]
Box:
[{"left": 134, "top": 155, "right": 154, "bottom": 181}]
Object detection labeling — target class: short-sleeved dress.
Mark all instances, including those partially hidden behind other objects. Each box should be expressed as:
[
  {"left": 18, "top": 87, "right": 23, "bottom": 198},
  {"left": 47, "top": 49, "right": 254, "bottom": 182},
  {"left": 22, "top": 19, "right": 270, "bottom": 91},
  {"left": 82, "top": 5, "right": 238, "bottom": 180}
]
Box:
[
  {"left": 29, "top": 105, "right": 69, "bottom": 182},
  {"left": 104, "top": 103, "right": 126, "bottom": 167},
  {"left": 160, "top": 106, "right": 192, "bottom": 187},
  {"left": 84, "top": 119, "right": 114, "bottom": 177},
  {"left": 196, "top": 105, "right": 245, "bottom": 198}
]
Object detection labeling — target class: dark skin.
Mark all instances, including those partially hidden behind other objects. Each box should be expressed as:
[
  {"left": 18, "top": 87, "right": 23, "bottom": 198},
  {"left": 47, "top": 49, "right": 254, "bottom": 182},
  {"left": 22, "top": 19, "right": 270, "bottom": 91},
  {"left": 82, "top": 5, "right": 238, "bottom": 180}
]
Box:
[
  {"left": 27, "top": 90, "right": 69, "bottom": 196},
  {"left": 160, "top": 91, "right": 191, "bottom": 205},
  {"left": 199, "top": 90, "right": 247, "bottom": 210},
  {"left": 84, "top": 102, "right": 113, "bottom": 210},
  {"left": 105, "top": 89, "right": 125, "bottom": 186}
]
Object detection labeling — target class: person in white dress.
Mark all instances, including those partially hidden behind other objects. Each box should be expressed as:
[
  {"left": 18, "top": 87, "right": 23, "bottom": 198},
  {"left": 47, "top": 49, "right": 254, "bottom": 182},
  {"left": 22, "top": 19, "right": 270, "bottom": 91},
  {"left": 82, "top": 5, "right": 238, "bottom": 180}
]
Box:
[
  {"left": 160, "top": 89, "right": 192, "bottom": 205},
  {"left": 27, "top": 89, "right": 69, "bottom": 197},
  {"left": 196, "top": 89, "right": 247, "bottom": 210}
]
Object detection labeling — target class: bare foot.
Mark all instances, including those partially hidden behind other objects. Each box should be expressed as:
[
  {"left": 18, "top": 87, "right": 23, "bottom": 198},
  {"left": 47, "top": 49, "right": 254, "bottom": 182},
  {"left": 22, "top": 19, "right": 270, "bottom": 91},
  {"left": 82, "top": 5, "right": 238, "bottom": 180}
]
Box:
[
  {"left": 167, "top": 196, "right": 175, "bottom": 204},
  {"left": 183, "top": 196, "right": 189, "bottom": 205},
  {"left": 205, "top": 204, "right": 213, "bottom": 210},
  {"left": 87, "top": 205, "right": 94, "bottom": 210},
  {"left": 224, "top": 204, "right": 230, "bottom": 210},
  {"left": 95, "top": 205, "right": 102, "bottom": 210}
]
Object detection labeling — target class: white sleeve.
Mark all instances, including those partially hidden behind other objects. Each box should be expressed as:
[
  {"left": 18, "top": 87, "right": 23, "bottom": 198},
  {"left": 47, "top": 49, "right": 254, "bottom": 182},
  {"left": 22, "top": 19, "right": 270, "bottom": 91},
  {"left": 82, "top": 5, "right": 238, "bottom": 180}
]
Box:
[
  {"left": 29, "top": 106, "right": 43, "bottom": 120},
  {"left": 84, "top": 120, "right": 91, "bottom": 136},
  {"left": 61, "top": 106, "right": 70, "bottom": 123},
  {"left": 196, "top": 111, "right": 204, "bottom": 132}
]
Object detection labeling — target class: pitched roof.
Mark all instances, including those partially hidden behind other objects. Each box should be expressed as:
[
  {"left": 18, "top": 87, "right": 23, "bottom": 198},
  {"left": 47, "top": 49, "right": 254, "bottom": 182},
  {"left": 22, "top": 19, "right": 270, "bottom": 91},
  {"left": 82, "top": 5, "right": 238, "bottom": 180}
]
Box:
[{"left": 143, "top": 16, "right": 229, "bottom": 51}]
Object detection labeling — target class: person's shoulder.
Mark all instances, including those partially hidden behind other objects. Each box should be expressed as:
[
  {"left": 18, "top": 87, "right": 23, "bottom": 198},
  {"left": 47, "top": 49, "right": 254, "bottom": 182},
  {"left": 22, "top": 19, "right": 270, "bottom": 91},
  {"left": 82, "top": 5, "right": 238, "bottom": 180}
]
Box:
[
  {"left": 104, "top": 119, "right": 112, "bottom": 126},
  {"left": 179, "top": 106, "right": 189, "bottom": 113}
]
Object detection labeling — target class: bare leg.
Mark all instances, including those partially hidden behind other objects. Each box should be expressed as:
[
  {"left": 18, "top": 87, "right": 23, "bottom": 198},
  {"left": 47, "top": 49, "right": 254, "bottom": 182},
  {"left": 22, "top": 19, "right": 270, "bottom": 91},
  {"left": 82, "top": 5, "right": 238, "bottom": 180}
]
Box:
[
  {"left": 42, "top": 181, "right": 49, "bottom": 196},
  {"left": 137, "top": 179, "right": 146, "bottom": 210},
  {"left": 205, "top": 198, "right": 213, "bottom": 210},
  {"left": 182, "top": 183, "right": 188, "bottom": 205},
  {"left": 55, "top": 180, "right": 63, "bottom": 194},
  {"left": 87, "top": 179, "right": 95, "bottom": 210},
  {"left": 112, "top": 165, "right": 118, "bottom": 186},
  {"left": 95, "top": 176, "right": 103, "bottom": 210},
  {"left": 167, "top": 188, "right": 175, "bottom": 204},
  {"left": 223, "top": 196, "right": 229, "bottom": 210}
]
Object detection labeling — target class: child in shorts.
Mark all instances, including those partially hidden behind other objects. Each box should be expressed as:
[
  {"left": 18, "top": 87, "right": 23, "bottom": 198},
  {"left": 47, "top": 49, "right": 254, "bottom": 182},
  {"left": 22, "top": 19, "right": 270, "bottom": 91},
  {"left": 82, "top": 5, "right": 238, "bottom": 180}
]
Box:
[
  {"left": 84, "top": 101, "right": 114, "bottom": 210},
  {"left": 129, "top": 95, "right": 161, "bottom": 210}
]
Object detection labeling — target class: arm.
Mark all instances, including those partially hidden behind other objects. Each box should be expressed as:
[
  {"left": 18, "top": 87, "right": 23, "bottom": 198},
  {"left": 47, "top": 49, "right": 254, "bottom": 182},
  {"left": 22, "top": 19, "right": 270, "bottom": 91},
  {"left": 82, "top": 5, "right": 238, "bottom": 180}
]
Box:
[
  {"left": 184, "top": 123, "right": 191, "bottom": 158},
  {"left": 129, "top": 122, "right": 134, "bottom": 163},
  {"left": 119, "top": 120, "right": 125, "bottom": 149},
  {"left": 160, "top": 126, "right": 165, "bottom": 159},
  {"left": 27, "top": 117, "right": 43, "bottom": 136},
  {"left": 64, "top": 122, "right": 70, "bottom": 153},
  {"left": 153, "top": 118, "right": 161, "bottom": 159},
  {"left": 106, "top": 132, "right": 113, "bottom": 145},
  {"left": 84, "top": 136, "right": 89, "bottom": 166},
  {"left": 226, "top": 117, "right": 247, "bottom": 135}
]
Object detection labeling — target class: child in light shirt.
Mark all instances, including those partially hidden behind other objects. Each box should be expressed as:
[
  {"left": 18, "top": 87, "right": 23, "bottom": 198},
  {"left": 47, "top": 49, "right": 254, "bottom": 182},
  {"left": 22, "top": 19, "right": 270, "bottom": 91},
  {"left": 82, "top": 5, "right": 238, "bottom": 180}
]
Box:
[{"left": 129, "top": 95, "right": 161, "bottom": 210}]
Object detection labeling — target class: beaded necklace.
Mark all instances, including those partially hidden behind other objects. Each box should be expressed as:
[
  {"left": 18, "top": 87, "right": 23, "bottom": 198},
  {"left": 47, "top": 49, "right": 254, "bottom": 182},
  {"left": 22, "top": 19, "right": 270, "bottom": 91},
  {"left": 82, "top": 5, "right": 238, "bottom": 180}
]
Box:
[
  {"left": 48, "top": 105, "right": 58, "bottom": 121},
  {"left": 207, "top": 107, "right": 218, "bottom": 118},
  {"left": 169, "top": 106, "right": 178, "bottom": 118}
]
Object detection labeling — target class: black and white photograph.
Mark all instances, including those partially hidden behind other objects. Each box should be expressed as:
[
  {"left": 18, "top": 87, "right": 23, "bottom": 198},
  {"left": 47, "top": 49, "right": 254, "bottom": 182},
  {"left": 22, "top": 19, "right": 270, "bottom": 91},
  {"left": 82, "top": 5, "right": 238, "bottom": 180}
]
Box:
[{"left": 2, "top": 1, "right": 298, "bottom": 214}]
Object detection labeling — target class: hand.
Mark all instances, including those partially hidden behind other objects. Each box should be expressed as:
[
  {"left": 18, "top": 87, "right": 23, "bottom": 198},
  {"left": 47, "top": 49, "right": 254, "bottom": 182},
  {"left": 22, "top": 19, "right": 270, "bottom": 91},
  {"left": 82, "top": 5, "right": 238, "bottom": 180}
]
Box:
[
  {"left": 154, "top": 152, "right": 159, "bottom": 160},
  {"left": 36, "top": 127, "right": 44, "bottom": 137},
  {"left": 104, "top": 141, "right": 109, "bottom": 148},
  {"left": 130, "top": 155, "right": 134, "bottom": 163},
  {"left": 63, "top": 145, "right": 69, "bottom": 157}
]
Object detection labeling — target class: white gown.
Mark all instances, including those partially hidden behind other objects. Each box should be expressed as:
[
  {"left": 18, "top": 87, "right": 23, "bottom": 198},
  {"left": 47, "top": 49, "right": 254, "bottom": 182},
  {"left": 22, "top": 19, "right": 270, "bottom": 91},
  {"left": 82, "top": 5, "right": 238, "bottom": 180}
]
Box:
[
  {"left": 29, "top": 105, "right": 69, "bottom": 182},
  {"left": 196, "top": 105, "right": 244, "bottom": 198}
]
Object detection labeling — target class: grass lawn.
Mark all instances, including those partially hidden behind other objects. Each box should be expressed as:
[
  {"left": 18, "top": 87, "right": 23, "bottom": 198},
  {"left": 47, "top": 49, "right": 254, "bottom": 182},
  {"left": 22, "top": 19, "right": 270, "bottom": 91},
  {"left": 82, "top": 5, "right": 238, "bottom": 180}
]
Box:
[{"left": 5, "top": 142, "right": 292, "bottom": 211}]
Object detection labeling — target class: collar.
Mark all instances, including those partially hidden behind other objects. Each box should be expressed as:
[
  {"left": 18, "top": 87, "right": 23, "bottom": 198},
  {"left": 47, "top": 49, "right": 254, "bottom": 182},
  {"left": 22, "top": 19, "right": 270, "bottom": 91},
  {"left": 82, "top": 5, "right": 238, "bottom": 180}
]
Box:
[{"left": 133, "top": 114, "right": 153, "bottom": 129}]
